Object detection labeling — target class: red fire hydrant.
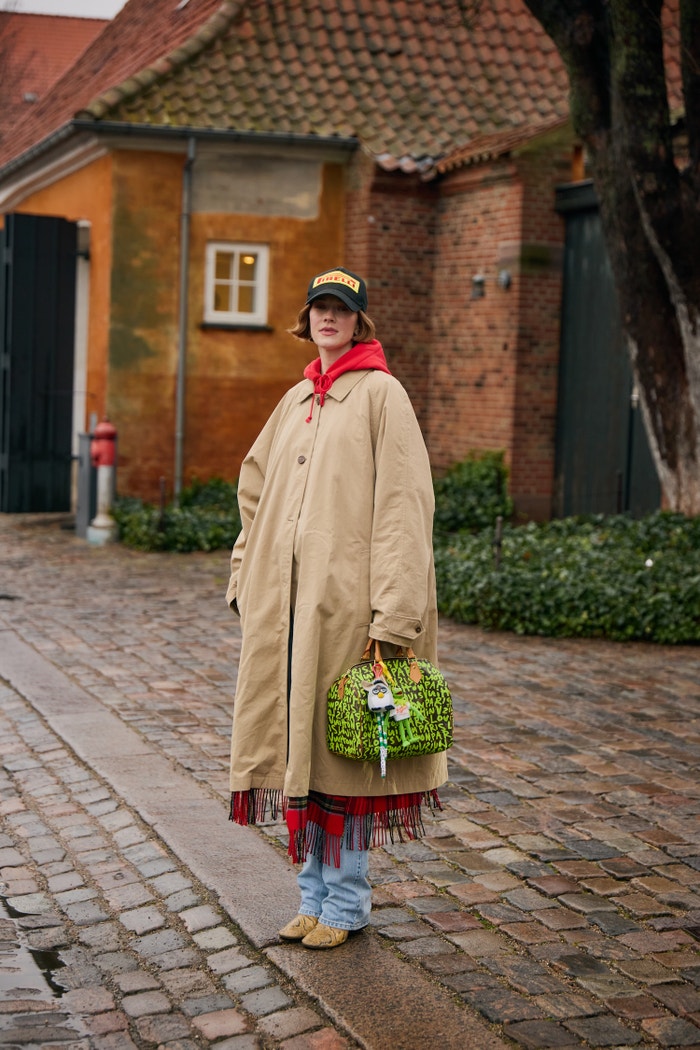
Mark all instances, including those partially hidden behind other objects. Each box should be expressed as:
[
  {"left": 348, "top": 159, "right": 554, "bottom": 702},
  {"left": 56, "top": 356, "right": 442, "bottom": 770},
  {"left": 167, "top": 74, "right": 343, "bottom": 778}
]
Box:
[
  {"left": 88, "top": 418, "right": 118, "bottom": 545},
  {"left": 90, "top": 418, "right": 118, "bottom": 468}
]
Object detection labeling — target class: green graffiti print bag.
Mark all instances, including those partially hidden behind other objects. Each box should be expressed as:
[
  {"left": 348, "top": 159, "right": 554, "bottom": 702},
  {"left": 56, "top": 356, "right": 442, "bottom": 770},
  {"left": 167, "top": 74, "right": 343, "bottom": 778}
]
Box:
[{"left": 327, "top": 639, "right": 453, "bottom": 778}]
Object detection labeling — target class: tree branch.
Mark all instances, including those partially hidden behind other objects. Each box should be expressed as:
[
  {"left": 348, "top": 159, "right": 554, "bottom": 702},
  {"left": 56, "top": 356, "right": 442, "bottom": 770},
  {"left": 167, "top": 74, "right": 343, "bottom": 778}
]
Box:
[{"left": 523, "top": 0, "right": 611, "bottom": 143}]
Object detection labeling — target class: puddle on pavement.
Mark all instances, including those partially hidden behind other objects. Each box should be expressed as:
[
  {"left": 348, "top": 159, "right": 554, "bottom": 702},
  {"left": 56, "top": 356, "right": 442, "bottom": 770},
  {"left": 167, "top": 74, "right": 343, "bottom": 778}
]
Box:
[{"left": 0, "top": 896, "right": 65, "bottom": 999}]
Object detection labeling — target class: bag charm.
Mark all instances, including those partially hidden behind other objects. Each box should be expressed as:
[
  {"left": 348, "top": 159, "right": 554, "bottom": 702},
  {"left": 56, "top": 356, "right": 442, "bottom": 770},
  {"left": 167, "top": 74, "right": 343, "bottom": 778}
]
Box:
[
  {"left": 327, "top": 640, "right": 453, "bottom": 777},
  {"left": 361, "top": 667, "right": 425, "bottom": 777},
  {"left": 362, "top": 674, "right": 394, "bottom": 777}
]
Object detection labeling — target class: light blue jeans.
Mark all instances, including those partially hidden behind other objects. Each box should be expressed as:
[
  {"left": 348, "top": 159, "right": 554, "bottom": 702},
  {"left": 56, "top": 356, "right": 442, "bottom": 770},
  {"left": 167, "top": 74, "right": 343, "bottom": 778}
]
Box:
[{"left": 297, "top": 834, "right": 371, "bottom": 931}]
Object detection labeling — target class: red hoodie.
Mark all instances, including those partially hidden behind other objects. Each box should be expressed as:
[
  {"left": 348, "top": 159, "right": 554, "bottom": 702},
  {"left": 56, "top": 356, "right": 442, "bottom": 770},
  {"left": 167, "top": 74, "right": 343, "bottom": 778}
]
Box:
[{"left": 303, "top": 339, "right": 391, "bottom": 422}]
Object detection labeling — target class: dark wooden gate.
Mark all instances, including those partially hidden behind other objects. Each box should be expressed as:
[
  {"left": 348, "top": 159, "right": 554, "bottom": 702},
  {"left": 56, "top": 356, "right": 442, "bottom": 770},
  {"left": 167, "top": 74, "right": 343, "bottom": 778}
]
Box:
[
  {"left": 0, "top": 213, "right": 77, "bottom": 512},
  {"left": 554, "top": 183, "right": 660, "bottom": 518}
]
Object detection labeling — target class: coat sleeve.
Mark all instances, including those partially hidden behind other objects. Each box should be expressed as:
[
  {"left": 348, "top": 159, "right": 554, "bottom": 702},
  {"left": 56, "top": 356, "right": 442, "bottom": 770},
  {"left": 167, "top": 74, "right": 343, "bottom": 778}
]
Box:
[
  {"left": 225, "top": 395, "right": 288, "bottom": 611},
  {"left": 367, "top": 380, "right": 435, "bottom": 646}
]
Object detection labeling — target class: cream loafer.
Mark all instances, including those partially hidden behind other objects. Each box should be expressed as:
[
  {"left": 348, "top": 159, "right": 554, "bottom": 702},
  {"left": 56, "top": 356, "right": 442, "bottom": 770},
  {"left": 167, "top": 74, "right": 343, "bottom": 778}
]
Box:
[
  {"left": 301, "top": 922, "right": 349, "bottom": 949},
  {"left": 278, "top": 914, "right": 319, "bottom": 941}
]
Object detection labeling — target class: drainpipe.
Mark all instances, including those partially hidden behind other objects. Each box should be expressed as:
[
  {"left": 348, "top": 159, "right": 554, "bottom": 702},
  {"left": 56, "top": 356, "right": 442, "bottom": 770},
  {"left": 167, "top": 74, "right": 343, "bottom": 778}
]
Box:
[{"left": 174, "top": 136, "right": 196, "bottom": 504}]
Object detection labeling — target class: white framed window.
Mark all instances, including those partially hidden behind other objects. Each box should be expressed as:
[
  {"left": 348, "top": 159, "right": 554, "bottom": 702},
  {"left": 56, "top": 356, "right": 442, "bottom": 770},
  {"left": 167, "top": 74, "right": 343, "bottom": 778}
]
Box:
[{"left": 204, "top": 242, "right": 269, "bottom": 325}]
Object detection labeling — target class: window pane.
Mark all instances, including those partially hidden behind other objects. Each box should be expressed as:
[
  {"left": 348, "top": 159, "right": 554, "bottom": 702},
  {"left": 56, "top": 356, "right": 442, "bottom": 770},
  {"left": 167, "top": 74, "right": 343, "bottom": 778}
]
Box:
[
  {"left": 206, "top": 243, "right": 268, "bottom": 324},
  {"left": 214, "top": 283, "right": 231, "bottom": 312},
  {"left": 238, "top": 253, "right": 257, "bottom": 281},
  {"left": 215, "top": 252, "right": 232, "bottom": 280},
  {"left": 237, "top": 285, "right": 255, "bottom": 313}
]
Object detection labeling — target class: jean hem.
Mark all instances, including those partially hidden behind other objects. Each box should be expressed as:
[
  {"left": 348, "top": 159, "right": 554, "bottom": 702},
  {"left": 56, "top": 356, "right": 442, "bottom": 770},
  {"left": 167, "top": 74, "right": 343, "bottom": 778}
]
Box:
[{"left": 317, "top": 919, "right": 369, "bottom": 932}]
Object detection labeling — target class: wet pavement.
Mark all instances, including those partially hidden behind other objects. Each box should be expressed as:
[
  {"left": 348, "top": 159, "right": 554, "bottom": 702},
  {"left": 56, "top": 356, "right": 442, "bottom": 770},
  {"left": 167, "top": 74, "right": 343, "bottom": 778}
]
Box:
[{"left": 0, "top": 512, "right": 699, "bottom": 1049}]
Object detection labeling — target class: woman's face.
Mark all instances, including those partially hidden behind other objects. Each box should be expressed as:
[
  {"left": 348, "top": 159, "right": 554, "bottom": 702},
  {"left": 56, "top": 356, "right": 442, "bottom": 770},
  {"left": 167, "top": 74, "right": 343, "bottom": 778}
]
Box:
[{"left": 309, "top": 295, "right": 357, "bottom": 358}]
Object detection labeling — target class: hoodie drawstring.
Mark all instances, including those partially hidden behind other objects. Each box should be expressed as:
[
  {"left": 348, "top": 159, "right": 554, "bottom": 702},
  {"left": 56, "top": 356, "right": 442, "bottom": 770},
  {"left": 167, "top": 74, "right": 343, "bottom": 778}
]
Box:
[
  {"left": 303, "top": 340, "right": 392, "bottom": 423},
  {"left": 305, "top": 373, "right": 334, "bottom": 423}
]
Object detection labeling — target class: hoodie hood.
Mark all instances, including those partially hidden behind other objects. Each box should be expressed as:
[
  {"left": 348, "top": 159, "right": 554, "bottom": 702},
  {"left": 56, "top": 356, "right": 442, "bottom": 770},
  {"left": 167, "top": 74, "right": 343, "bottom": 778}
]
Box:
[{"left": 303, "top": 340, "right": 391, "bottom": 422}]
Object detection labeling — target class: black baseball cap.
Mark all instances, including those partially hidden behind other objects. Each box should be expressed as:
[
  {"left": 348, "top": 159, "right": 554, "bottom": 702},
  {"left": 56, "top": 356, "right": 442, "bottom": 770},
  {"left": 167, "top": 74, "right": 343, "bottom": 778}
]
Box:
[{"left": 306, "top": 266, "right": 368, "bottom": 312}]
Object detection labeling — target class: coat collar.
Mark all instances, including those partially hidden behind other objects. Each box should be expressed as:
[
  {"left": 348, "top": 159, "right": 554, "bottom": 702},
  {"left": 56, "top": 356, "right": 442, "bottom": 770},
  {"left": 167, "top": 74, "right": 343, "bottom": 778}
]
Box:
[{"left": 294, "top": 369, "right": 373, "bottom": 405}]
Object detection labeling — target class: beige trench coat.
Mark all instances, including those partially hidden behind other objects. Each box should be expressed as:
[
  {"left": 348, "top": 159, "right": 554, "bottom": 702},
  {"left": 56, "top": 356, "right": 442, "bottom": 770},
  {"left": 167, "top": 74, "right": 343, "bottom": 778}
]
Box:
[{"left": 227, "top": 366, "right": 448, "bottom": 800}]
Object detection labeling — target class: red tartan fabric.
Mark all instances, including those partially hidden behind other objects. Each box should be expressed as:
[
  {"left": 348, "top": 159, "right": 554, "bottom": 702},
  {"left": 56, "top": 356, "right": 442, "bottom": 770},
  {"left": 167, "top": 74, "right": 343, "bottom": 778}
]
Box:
[{"left": 230, "top": 788, "right": 442, "bottom": 866}]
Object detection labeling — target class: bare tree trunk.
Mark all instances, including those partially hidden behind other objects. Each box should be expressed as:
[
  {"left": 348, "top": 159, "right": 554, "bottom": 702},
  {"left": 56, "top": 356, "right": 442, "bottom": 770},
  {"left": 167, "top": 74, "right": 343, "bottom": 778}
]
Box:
[{"left": 524, "top": 0, "right": 700, "bottom": 513}]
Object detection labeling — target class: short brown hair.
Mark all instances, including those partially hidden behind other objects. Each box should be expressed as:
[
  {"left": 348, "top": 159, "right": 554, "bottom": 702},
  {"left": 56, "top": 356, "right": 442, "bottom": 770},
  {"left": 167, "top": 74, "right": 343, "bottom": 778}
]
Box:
[{"left": 288, "top": 304, "right": 376, "bottom": 344}]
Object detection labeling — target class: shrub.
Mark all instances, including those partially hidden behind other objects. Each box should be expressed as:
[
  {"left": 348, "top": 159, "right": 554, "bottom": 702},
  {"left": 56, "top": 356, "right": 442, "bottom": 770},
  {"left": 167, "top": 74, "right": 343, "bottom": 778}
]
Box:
[
  {"left": 434, "top": 511, "right": 700, "bottom": 644},
  {"left": 113, "top": 471, "right": 698, "bottom": 647},
  {"left": 115, "top": 452, "right": 511, "bottom": 553},
  {"left": 113, "top": 478, "right": 241, "bottom": 553},
  {"left": 178, "top": 476, "right": 238, "bottom": 513},
  {"left": 433, "top": 452, "right": 513, "bottom": 534}
]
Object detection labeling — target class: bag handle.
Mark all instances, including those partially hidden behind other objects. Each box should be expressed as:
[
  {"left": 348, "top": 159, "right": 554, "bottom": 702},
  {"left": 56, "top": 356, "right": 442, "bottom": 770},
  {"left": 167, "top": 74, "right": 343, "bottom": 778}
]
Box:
[
  {"left": 334, "top": 639, "right": 422, "bottom": 701},
  {"left": 361, "top": 638, "right": 418, "bottom": 660},
  {"left": 361, "top": 639, "right": 422, "bottom": 682},
  {"left": 361, "top": 634, "right": 415, "bottom": 659}
]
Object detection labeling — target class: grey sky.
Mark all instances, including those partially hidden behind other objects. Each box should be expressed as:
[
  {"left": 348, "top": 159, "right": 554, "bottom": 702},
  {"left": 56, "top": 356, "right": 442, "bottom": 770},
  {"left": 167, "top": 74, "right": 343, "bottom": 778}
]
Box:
[{"left": 2, "top": 0, "right": 126, "bottom": 16}]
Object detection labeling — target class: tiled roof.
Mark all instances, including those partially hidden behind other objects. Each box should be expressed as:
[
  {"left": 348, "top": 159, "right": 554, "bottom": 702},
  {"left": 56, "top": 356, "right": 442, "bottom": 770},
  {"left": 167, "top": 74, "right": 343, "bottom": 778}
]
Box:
[
  {"left": 436, "top": 117, "right": 570, "bottom": 174},
  {"left": 0, "top": 13, "right": 107, "bottom": 140},
  {"left": 89, "top": 0, "right": 571, "bottom": 165},
  {"left": 0, "top": 0, "right": 685, "bottom": 175},
  {"left": 0, "top": 0, "right": 225, "bottom": 166}
]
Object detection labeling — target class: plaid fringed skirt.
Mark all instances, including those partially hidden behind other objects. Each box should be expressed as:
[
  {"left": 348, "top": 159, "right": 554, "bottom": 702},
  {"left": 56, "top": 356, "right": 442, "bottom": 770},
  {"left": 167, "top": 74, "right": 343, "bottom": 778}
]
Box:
[{"left": 230, "top": 788, "right": 442, "bottom": 867}]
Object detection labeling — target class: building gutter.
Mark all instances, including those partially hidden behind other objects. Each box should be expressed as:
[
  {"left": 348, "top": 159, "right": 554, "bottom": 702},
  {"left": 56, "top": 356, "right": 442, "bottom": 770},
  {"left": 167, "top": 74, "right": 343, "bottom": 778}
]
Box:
[
  {"left": 174, "top": 136, "right": 196, "bottom": 504},
  {"left": 0, "top": 120, "right": 358, "bottom": 183},
  {"left": 72, "top": 120, "right": 359, "bottom": 152},
  {"left": 0, "top": 122, "right": 79, "bottom": 182}
]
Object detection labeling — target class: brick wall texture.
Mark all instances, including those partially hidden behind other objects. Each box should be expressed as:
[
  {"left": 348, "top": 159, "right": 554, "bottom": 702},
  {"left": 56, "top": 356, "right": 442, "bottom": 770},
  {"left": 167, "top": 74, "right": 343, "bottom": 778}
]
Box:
[{"left": 345, "top": 138, "right": 571, "bottom": 520}]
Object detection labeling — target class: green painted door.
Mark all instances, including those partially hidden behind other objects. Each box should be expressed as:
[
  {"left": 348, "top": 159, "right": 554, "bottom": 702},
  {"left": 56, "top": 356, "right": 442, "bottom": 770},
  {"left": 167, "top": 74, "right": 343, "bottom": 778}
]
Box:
[
  {"left": 554, "top": 184, "right": 660, "bottom": 517},
  {"left": 0, "top": 213, "right": 77, "bottom": 512}
]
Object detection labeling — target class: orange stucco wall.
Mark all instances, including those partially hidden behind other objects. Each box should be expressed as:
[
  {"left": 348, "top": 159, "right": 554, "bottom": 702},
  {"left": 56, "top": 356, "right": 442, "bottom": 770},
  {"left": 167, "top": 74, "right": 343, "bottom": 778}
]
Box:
[
  {"left": 11, "top": 144, "right": 348, "bottom": 502},
  {"left": 106, "top": 149, "right": 348, "bottom": 500},
  {"left": 12, "top": 152, "right": 114, "bottom": 434},
  {"left": 107, "top": 149, "right": 183, "bottom": 498},
  {"left": 185, "top": 163, "right": 346, "bottom": 496}
]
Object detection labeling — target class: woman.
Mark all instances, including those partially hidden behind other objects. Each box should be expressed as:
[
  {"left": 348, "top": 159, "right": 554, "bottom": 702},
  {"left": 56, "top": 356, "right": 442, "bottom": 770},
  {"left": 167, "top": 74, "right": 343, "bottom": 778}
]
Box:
[{"left": 227, "top": 266, "right": 448, "bottom": 949}]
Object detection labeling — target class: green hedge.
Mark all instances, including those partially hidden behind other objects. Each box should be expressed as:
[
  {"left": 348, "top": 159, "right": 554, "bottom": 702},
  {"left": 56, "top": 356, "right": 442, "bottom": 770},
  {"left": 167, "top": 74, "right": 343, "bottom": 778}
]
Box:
[
  {"left": 434, "top": 512, "right": 700, "bottom": 644},
  {"left": 114, "top": 455, "right": 511, "bottom": 553},
  {"left": 113, "top": 461, "right": 699, "bottom": 645},
  {"left": 112, "top": 478, "right": 241, "bottom": 553},
  {"left": 433, "top": 451, "right": 513, "bottom": 533}
]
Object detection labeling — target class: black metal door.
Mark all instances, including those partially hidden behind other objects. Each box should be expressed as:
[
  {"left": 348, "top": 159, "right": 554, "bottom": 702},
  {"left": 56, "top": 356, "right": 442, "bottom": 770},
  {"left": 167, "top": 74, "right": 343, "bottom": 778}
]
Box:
[
  {"left": 0, "top": 213, "right": 77, "bottom": 512},
  {"left": 554, "top": 183, "right": 660, "bottom": 517}
]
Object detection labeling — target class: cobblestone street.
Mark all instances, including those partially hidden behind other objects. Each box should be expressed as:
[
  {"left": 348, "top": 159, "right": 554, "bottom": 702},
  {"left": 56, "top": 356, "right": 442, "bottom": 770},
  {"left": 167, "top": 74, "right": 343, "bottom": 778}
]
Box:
[{"left": 1, "top": 513, "right": 699, "bottom": 1049}]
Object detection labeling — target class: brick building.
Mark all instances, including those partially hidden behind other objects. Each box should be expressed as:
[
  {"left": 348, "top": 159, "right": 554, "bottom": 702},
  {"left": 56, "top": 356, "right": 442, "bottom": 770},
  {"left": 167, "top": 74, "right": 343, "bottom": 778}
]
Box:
[{"left": 0, "top": 0, "right": 678, "bottom": 519}]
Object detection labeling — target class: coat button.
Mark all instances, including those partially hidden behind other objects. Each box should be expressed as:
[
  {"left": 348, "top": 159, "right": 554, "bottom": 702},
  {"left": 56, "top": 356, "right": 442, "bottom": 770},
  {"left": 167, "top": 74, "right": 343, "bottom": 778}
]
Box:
[
  {"left": 298, "top": 455, "right": 306, "bottom": 464},
  {"left": 415, "top": 625, "right": 422, "bottom": 633}
]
